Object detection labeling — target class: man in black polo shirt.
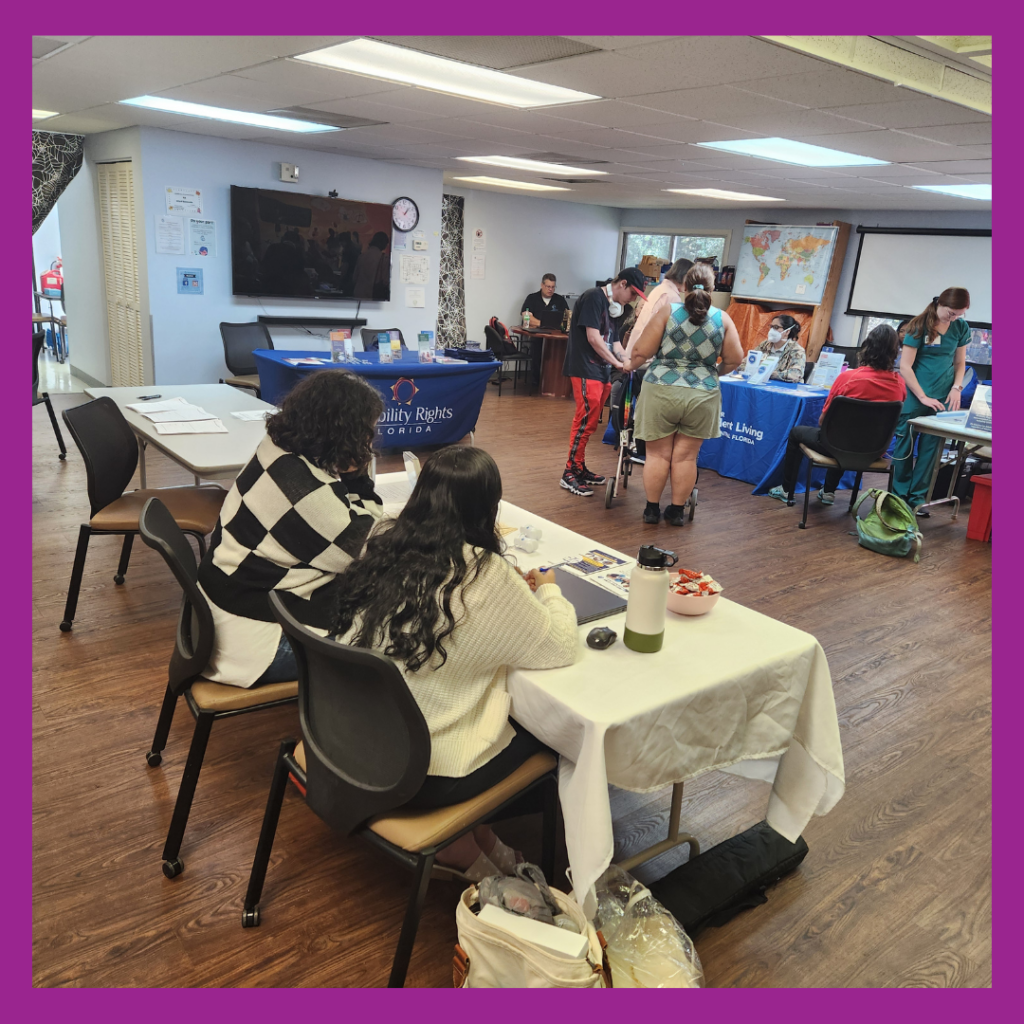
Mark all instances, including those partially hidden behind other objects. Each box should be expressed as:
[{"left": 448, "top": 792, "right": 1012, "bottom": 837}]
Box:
[
  {"left": 561, "top": 267, "right": 647, "bottom": 496},
  {"left": 521, "top": 273, "right": 568, "bottom": 329}
]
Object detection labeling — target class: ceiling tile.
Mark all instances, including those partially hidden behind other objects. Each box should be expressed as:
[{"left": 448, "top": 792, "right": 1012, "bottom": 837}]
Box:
[
  {"left": 533, "top": 125, "right": 673, "bottom": 148},
  {"left": 626, "top": 84, "right": 805, "bottom": 121},
  {"left": 730, "top": 68, "right": 905, "bottom": 108},
  {"left": 234, "top": 59, "right": 407, "bottom": 101},
  {"left": 563, "top": 37, "right": 677, "bottom": 50},
  {"left": 903, "top": 159, "right": 992, "bottom": 175},
  {"left": 820, "top": 95, "right": 988, "bottom": 128},
  {"left": 154, "top": 74, "right": 349, "bottom": 112},
  {"left": 509, "top": 50, "right": 691, "bottom": 99},
  {"left": 623, "top": 121, "right": 761, "bottom": 145},
  {"left": 895, "top": 122, "right": 991, "bottom": 146},
  {"left": 416, "top": 118, "right": 535, "bottom": 143},
  {"left": 538, "top": 100, "right": 698, "bottom": 129},
  {"left": 710, "top": 108, "right": 883, "bottom": 136},
  {"left": 789, "top": 130, "right": 961, "bottom": 162},
  {"left": 372, "top": 36, "right": 598, "bottom": 68}
]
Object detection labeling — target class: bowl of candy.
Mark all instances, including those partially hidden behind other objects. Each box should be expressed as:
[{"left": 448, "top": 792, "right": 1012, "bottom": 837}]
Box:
[{"left": 667, "top": 569, "right": 723, "bottom": 615}]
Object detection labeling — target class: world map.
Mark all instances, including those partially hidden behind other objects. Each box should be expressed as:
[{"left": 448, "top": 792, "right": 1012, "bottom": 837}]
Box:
[{"left": 734, "top": 225, "right": 838, "bottom": 305}]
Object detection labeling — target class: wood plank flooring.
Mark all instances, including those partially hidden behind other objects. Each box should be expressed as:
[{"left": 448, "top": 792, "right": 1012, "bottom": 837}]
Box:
[{"left": 32, "top": 385, "right": 991, "bottom": 988}]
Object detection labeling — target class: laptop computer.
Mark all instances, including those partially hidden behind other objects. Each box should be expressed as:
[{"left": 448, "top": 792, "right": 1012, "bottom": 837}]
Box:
[
  {"left": 551, "top": 570, "right": 628, "bottom": 624},
  {"left": 537, "top": 307, "right": 567, "bottom": 329}
]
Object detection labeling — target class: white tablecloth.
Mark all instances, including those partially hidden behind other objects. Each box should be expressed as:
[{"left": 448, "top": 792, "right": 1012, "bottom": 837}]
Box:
[{"left": 373, "top": 475, "right": 845, "bottom": 915}]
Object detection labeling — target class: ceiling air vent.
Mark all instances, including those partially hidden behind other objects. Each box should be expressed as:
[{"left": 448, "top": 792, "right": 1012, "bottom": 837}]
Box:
[{"left": 543, "top": 178, "right": 603, "bottom": 184}]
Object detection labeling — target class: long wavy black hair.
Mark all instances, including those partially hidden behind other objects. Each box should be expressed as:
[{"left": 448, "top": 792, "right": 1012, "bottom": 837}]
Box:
[
  {"left": 332, "top": 446, "right": 504, "bottom": 671},
  {"left": 859, "top": 324, "right": 900, "bottom": 371},
  {"left": 266, "top": 370, "right": 383, "bottom": 477}
]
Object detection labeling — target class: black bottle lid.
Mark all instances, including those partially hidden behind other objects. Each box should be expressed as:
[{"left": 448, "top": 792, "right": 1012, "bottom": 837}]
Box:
[{"left": 637, "top": 545, "right": 678, "bottom": 569}]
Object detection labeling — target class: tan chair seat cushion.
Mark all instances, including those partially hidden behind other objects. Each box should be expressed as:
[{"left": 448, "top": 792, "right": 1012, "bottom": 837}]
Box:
[
  {"left": 190, "top": 678, "right": 297, "bottom": 712},
  {"left": 90, "top": 486, "right": 225, "bottom": 533},
  {"left": 798, "top": 445, "right": 891, "bottom": 473},
  {"left": 225, "top": 374, "right": 261, "bottom": 392}
]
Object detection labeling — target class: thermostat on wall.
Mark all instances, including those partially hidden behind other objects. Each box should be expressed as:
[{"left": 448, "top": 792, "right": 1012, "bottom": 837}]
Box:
[
  {"left": 412, "top": 238, "right": 428, "bottom": 251},
  {"left": 279, "top": 163, "right": 299, "bottom": 183}
]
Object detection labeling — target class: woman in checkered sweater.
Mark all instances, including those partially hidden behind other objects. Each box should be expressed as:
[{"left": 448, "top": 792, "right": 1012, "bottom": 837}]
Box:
[
  {"left": 331, "top": 446, "right": 579, "bottom": 878},
  {"left": 197, "top": 371, "right": 385, "bottom": 687}
]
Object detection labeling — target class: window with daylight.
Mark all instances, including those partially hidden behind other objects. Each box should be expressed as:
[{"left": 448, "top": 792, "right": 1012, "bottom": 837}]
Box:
[{"left": 621, "top": 231, "right": 729, "bottom": 272}]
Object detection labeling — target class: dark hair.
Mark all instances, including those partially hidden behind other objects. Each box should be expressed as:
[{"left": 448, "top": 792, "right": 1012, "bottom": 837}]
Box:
[
  {"left": 772, "top": 314, "right": 800, "bottom": 341},
  {"left": 859, "top": 324, "right": 900, "bottom": 371},
  {"left": 332, "top": 446, "right": 504, "bottom": 671},
  {"left": 370, "top": 231, "right": 390, "bottom": 250},
  {"left": 266, "top": 370, "right": 383, "bottom": 477},
  {"left": 682, "top": 264, "right": 715, "bottom": 324},
  {"left": 905, "top": 287, "right": 970, "bottom": 344},
  {"left": 664, "top": 258, "right": 695, "bottom": 285},
  {"left": 896, "top": 320, "right": 910, "bottom": 338},
  {"left": 542, "top": 273, "right": 557, "bottom": 284}
]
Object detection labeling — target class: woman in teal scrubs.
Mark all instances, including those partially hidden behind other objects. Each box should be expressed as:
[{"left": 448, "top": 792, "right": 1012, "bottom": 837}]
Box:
[{"left": 892, "top": 287, "right": 972, "bottom": 515}]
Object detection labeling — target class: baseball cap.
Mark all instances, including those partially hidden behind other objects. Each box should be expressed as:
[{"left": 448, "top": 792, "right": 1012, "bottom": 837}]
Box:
[{"left": 615, "top": 266, "right": 647, "bottom": 300}]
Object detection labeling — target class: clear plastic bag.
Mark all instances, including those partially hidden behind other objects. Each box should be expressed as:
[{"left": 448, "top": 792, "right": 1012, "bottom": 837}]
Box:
[{"left": 593, "top": 865, "right": 704, "bottom": 988}]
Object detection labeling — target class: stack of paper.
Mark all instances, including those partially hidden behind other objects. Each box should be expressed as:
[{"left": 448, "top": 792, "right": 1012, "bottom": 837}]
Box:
[
  {"left": 125, "top": 396, "right": 228, "bottom": 434},
  {"left": 231, "top": 409, "right": 275, "bottom": 421},
  {"left": 153, "top": 420, "right": 228, "bottom": 435}
]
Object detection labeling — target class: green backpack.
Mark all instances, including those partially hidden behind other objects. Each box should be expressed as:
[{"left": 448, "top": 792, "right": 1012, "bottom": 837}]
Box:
[{"left": 851, "top": 488, "right": 923, "bottom": 563}]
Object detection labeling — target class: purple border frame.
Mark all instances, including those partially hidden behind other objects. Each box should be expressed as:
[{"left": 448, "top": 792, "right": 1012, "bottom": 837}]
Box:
[{"left": 18, "top": 3, "right": 1008, "bottom": 1012}]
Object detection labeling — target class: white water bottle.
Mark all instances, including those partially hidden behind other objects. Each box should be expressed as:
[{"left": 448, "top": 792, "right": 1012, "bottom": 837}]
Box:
[{"left": 624, "top": 545, "right": 678, "bottom": 653}]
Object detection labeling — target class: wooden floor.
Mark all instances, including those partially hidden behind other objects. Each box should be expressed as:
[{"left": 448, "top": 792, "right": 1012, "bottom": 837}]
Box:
[{"left": 32, "top": 384, "right": 991, "bottom": 988}]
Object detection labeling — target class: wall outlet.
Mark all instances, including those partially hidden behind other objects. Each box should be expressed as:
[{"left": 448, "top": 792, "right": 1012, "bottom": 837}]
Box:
[
  {"left": 412, "top": 238, "right": 428, "bottom": 250},
  {"left": 278, "top": 163, "right": 299, "bottom": 183}
]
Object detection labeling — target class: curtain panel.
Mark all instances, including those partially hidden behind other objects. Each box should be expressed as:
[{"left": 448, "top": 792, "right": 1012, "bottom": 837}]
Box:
[
  {"left": 438, "top": 193, "right": 467, "bottom": 348},
  {"left": 33, "top": 130, "right": 85, "bottom": 234}
]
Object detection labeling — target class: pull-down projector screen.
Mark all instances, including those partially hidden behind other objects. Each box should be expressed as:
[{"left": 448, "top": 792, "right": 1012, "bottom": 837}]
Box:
[{"left": 846, "top": 228, "right": 991, "bottom": 327}]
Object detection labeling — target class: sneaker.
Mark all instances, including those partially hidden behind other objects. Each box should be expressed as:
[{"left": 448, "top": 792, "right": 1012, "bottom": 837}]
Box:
[
  {"left": 560, "top": 470, "right": 594, "bottom": 497},
  {"left": 643, "top": 503, "right": 660, "bottom": 524},
  {"left": 664, "top": 504, "right": 689, "bottom": 526},
  {"left": 915, "top": 509, "right": 931, "bottom": 519},
  {"left": 767, "top": 486, "right": 790, "bottom": 503},
  {"left": 578, "top": 465, "right": 607, "bottom": 486},
  {"left": 817, "top": 489, "right": 835, "bottom": 506}
]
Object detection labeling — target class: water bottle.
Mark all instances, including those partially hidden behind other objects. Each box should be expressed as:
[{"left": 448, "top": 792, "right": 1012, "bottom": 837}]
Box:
[{"left": 623, "top": 545, "right": 678, "bottom": 653}]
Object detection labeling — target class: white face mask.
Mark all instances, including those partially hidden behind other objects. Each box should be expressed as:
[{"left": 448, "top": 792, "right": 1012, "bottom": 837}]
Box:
[
  {"left": 767, "top": 328, "right": 784, "bottom": 344},
  {"left": 604, "top": 284, "right": 623, "bottom": 319}
]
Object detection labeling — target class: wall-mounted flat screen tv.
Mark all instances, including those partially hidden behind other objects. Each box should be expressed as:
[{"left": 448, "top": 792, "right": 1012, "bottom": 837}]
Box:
[{"left": 231, "top": 185, "right": 393, "bottom": 301}]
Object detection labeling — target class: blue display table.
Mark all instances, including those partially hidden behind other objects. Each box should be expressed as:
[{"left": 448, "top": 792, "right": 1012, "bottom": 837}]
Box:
[{"left": 254, "top": 349, "right": 499, "bottom": 449}]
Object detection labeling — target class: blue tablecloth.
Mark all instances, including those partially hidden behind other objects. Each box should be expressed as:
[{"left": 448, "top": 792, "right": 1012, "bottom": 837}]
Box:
[{"left": 253, "top": 349, "right": 499, "bottom": 448}]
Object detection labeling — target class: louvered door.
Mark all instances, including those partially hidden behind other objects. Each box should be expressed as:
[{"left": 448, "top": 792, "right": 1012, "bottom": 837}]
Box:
[{"left": 97, "top": 161, "right": 144, "bottom": 386}]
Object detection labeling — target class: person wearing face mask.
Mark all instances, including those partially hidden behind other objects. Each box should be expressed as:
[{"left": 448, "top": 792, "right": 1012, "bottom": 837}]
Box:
[
  {"left": 560, "top": 267, "right": 647, "bottom": 496},
  {"left": 757, "top": 314, "right": 806, "bottom": 383},
  {"left": 891, "top": 287, "right": 972, "bottom": 516}
]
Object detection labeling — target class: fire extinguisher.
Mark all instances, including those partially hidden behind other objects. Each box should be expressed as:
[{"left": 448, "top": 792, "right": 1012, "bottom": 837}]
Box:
[{"left": 40, "top": 258, "right": 63, "bottom": 297}]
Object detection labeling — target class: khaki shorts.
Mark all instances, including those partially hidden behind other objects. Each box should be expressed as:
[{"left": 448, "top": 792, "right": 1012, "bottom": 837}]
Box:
[{"left": 634, "top": 382, "right": 722, "bottom": 441}]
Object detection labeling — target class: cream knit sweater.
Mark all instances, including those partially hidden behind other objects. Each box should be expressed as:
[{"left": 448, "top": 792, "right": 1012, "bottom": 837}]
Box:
[{"left": 339, "top": 548, "right": 579, "bottom": 778}]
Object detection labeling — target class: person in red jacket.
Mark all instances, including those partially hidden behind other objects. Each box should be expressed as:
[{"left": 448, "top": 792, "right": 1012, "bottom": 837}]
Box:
[{"left": 768, "top": 324, "right": 906, "bottom": 504}]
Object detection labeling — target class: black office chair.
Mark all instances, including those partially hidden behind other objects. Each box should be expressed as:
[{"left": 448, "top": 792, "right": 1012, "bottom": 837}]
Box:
[
  {"left": 484, "top": 324, "right": 532, "bottom": 397},
  {"left": 802, "top": 360, "right": 816, "bottom": 383},
  {"left": 361, "top": 327, "right": 405, "bottom": 352},
  {"left": 241, "top": 592, "right": 559, "bottom": 988},
  {"left": 58, "top": 398, "right": 226, "bottom": 631},
  {"left": 33, "top": 330, "right": 67, "bottom": 459},
  {"left": 219, "top": 322, "right": 274, "bottom": 397},
  {"left": 783, "top": 397, "right": 902, "bottom": 529},
  {"left": 138, "top": 497, "right": 298, "bottom": 879}
]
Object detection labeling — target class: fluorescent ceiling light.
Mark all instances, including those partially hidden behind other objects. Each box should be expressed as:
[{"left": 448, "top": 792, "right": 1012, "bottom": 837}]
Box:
[
  {"left": 295, "top": 39, "right": 600, "bottom": 108},
  {"left": 695, "top": 137, "right": 888, "bottom": 167},
  {"left": 453, "top": 176, "right": 571, "bottom": 192},
  {"left": 911, "top": 182, "right": 991, "bottom": 201},
  {"left": 458, "top": 155, "right": 607, "bottom": 176},
  {"left": 665, "top": 188, "right": 785, "bottom": 202},
  {"left": 119, "top": 96, "right": 341, "bottom": 133},
  {"left": 32, "top": 109, "right": 58, "bottom": 120}
]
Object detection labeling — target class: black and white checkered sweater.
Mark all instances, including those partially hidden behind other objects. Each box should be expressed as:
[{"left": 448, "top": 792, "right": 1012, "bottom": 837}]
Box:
[{"left": 197, "top": 435, "right": 384, "bottom": 686}]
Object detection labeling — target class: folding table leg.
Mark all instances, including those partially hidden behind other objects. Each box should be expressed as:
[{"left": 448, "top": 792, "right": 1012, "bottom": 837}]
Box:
[{"left": 616, "top": 783, "right": 700, "bottom": 872}]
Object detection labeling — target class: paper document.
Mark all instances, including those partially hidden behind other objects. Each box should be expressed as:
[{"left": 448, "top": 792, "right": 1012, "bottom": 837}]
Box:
[
  {"left": 126, "top": 397, "right": 189, "bottom": 414},
  {"left": 231, "top": 410, "right": 275, "bottom": 421},
  {"left": 142, "top": 405, "right": 217, "bottom": 422},
  {"left": 284, "top": 357, "right": 328, "bottom": 365},
  {"left": 153, "top": 419, "right": 229, "bottom": 435},
  {"left": 562, "top": 549, "right": 628, "bottom": 576},
  {"left": 747, "top": 356, "right": 779, "bottom": 386}
]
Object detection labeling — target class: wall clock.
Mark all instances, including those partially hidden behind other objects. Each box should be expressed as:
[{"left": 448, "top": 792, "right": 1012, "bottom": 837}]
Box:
[{"left": 392, "top": 196, "right": 420, "bottom": 232}]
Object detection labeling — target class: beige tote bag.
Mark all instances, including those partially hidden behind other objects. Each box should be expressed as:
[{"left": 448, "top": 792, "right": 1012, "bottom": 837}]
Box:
[{"left": 454, "top": 884, "right": 610, "bottom": 988}]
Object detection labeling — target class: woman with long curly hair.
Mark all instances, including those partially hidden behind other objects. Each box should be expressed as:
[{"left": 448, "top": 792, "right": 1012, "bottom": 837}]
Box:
[
  {"left": 198, "top": 370, "right": 385, "bottom": 687},
  {"left": 331, "top": 446, "right": 578, "bottom": 880}
]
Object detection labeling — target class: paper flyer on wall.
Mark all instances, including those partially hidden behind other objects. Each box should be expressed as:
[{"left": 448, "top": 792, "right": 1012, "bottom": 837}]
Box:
[
  {"left": 188, "top": 218, "right": 217, "bottom": 257},
  {"left": 747, "top": 356, "right": 779, "bottom": 386},
  {"left": 155, "top": 215, "right": 185, "bottom": 254}
]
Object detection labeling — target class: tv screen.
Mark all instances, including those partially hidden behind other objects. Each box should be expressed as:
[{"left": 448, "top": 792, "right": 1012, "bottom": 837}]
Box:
[{"left": 230, "top": 185, "right": 393, "bottom": 301}]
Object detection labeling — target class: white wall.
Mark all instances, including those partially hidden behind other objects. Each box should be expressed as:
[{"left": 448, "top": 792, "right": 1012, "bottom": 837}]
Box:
[
  {"left": 620, "top": 206, "right": 992, "bottom": 348},
  {"left": 57, "top": 127, "right": 148, "bottom": 386},
  {"left": 444, "top": 185, "right": 621, "bottom": 341},
  {"left": 138, "top": 128, "right": 444, "bottom": 384}
]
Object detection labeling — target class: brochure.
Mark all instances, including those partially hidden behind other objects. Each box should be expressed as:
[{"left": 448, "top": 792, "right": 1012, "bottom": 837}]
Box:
[
  {"left": 418, "top": 331, "right": 435, "bottom": 362},
  {"left": 389, "top": 330, "right": 403, "bottom": 359},
  {"left": 329, "top": 329, "right": 353, "bottom": 363},
  {"left": 562, "top": 548, "right": 628, "bottom": 576},
  {"left": 964, "top": 384, "right": 991, "bottom": 433},
  {"left": 284, "top": 357, "right": 328, "bottom": 365},
  {"left": 808, "top": 351, "right": 845, "bottom": 389},
  {"left": 747, "top": 356, "right": 779, "bottom": 386},
  {"left": 377, "top": 331, "right": 392, "bottom": 363},
  {"left": 741, "top": 350, "right": 763, "bottom": 379}
]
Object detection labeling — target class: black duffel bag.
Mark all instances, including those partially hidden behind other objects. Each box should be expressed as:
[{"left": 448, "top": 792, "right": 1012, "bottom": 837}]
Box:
[{"left": 649, "top": 821, "right": 808, "bottom": 936}]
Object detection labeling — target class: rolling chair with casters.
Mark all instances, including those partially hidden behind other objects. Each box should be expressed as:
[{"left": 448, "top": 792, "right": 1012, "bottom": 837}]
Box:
[
  {"left": 58, "top": 398, "right": 226, "bottom": 632},
  {"left": 241, "top": 592, "right": 559, "bottom": 988},
  {"left": 33, "top": 330, "right": 67, "bottom": 459},
  {"left": 219, "top": 321, "right": 274, "bottom": 397},
  {"left": 361, "top": 327, "right": 406, "bottom": 353},
  {"left": 484, "top": 324, "right": 532, "bottom": 397},
  {"left": 782, "top": 397, "right": 902, "bottom": 529},
  {"left": 137, "top": 497, "right": 298, "bottom": 879}
]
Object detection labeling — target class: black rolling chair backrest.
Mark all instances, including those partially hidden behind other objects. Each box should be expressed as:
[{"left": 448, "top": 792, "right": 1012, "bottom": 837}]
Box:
[
  {"left": 220, "top": 322, "right": 274, "bottom": 376},
  {"left": 361, "top": 328, "right": 405, "bottom": 352},
  {"left": 138, "top": 497, "right": 215, "bottom": 695},
  {"left": 33, "top": 330, "right": 45, "bottom": 405},
  {"left": 819, "top": 397, "right": 904, "bottom": 472},
  {"left": 268, "top": 592, "right": 431, "bottom": 836},
  {"left": 484, "top": 325, "right": 505, "bottom": 358},
  {"left": 803, "top": 360, "right": 815, "bottom": 383},
  {"left": 62, "top": 397, "right": 140, "bottom": 518}
]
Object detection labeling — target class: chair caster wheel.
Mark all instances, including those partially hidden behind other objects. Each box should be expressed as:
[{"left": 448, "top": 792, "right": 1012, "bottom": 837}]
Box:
[
  {"left": 798, "top": 523, "right": 807, "bottom": 530},
  {"left": 604, "top": 478, "right": 614, "bottom": 509},
  {"left": 59, "top": 453, "right": 67, "bottom": 461},
  {"left": 242, "top": 907, "right": 261, "bottom": 928},
  {"left": 59, "top": 620, "right": 72, "bottom": 632},
  {"left": 114, "top": 574, "right": 125, "bottom": 585},
  {"left": 146, "top": 751, "right": 162, "bottom": 767},
  {"left": 162, "top": 858, "right": 184, "bottom": 879}
]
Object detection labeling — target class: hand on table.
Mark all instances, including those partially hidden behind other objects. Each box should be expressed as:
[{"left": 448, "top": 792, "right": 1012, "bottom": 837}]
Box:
[
  {"left": 921, "top": 396, "right": 947, "bottom": 414},
  {"left": 945, "top": 389, "right": 962, "bottom": 412}
]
